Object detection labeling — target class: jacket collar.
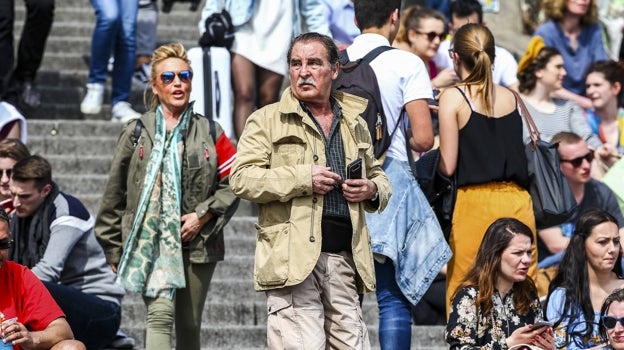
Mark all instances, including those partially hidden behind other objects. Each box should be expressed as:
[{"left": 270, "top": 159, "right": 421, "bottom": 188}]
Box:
[{"left": 277, "top": 87, "right": 368, "bottom": 131}]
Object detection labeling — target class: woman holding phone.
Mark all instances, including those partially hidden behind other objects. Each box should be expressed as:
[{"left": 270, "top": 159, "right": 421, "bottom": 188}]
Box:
[{"left": 446, "top": 218, "right": 555, "bottom": 350}]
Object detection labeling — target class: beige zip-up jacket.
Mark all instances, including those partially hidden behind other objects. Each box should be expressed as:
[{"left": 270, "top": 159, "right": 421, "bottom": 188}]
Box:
[{"left": 230, "top": 88, "right": 391, "bottom": 293}]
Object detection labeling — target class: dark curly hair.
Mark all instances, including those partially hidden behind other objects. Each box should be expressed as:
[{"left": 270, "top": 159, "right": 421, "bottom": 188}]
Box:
[{"left": 517, "top": 46, "right": 561, "bottom": 93}]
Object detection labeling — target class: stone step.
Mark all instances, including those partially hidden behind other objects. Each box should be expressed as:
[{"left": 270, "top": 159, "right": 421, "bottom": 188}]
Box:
[{"left": 119, "top": 323, "right": 447, "bottom": 350}]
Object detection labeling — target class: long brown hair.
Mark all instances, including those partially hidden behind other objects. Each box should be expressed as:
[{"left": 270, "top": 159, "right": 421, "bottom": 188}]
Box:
[
  {"left": 451, "top": 23, "right": 496, "bottom": 115},
  {"left": 453, "top": 218, "right": 537, "bottom": 318}
]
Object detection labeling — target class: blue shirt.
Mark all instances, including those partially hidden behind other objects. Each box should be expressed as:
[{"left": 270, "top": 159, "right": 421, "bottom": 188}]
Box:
[
  {"left": 320, "top": 0, "right": 358, "bottom": 46},
  {"left": 534, "top": 21, "right": 608, "bottom": 95}
]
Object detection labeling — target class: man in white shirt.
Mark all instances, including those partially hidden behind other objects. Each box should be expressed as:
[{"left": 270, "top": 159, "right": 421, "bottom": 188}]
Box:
[{"left": 349, "top": 1, "right": 451, "bottom": 349}]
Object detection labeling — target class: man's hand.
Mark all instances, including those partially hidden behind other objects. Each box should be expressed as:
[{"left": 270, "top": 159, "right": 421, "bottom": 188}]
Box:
[
  {"left": 312, "top": 165, "right": 341, "bottom": 195},
  {"left": 342, "top": 179, "right": 377, "bottom": 203}
]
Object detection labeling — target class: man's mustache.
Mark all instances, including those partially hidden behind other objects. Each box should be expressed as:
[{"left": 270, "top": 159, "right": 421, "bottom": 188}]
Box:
[{"left": 297, "top": 77, "right": 316, "bottom": 87}]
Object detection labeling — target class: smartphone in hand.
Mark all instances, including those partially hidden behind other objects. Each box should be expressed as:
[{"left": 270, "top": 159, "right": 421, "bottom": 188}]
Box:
[
  {"left": 347, "top": 158, "right": 362, "bottom": 179},
  {"left": 533, "top": 320, "right": 553, "bottom": 329}
]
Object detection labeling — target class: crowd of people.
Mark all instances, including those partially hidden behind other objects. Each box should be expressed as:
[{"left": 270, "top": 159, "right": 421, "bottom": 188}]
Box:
[{"left": 0, "top": 0, "right": 624, "bottom": 349}]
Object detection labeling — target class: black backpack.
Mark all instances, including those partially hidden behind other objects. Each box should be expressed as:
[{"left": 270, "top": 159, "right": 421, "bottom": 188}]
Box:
[{"left": 332, "top": 46, "right": 395, "bottom": 159}]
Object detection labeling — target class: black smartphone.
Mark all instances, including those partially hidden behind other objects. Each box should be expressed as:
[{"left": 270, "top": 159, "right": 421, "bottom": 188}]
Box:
[
  {"left": 347, "top": 158, "right": 362, "bottom": 179},
  {"left": 533, "top": 320, "right": 553, "bottom": 329}
]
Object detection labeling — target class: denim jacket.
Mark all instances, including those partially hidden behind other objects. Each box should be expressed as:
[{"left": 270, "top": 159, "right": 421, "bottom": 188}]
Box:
[
  {"left": 365, "top": 157, "right": 452, "bottom": 305},
  {"left": 199, "top": 0, "right": 329, "bottom": 37}
]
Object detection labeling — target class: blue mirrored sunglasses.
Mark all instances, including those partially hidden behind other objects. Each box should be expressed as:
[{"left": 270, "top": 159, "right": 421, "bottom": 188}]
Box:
[{"left": 160, "top": 70, "right": 193, "bottom": 84}]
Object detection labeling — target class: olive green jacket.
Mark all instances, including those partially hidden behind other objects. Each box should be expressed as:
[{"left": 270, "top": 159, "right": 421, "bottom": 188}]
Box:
[
  {"left": 95, "top": 109, "right": 239, "bottom": 264},
  {"left": 230, "top": 88, "right": 391, "bottom": 293}
]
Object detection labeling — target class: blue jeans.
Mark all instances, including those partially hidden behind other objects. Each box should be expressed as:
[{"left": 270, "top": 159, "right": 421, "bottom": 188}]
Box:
[
  {"left": 44, "top": 281, "right": 121, "bottom": 350},
  {"left": 88, "top": 0, "right": 137, "bottom": 104},
  {"left": 375, "top": 259, "right": 412, "bottom": 350}
]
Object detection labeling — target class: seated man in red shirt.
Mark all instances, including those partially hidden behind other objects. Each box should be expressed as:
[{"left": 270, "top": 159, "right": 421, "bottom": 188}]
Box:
[{"left": 0, "top": 208, "right": 84, "bottom": 350}]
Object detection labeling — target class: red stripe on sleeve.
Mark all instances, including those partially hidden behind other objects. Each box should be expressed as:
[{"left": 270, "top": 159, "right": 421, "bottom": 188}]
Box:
[{"left": 215, "top": 133, "right": 236, "bottom": 179}]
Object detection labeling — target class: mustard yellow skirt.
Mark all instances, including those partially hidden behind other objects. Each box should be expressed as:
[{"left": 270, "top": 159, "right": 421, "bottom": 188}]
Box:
[{"left": 446, "top": 181, "right": 537, "bottom": 314}]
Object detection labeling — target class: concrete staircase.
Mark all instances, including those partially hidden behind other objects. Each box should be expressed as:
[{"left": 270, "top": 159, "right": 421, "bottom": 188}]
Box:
[
  {"left": 27, "top": 120, "right": 447, "bottom": 349},
  {"left": 12, "top": 0, "right": 533, "bottom": 347}
]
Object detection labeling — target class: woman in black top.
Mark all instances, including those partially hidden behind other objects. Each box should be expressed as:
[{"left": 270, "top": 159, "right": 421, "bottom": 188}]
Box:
[{"left": 438, "top": 23, "right": 537, "bottom": 312}]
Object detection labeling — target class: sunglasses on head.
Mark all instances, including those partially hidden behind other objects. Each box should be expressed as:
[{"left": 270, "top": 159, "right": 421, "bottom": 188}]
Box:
[
  {"left": 0, "top": 239, "right": 12, "bottom": 250},
  {"left": 560, "top": 152, "right": 594, "bottom": 168},
  {"left": 0, "top": 169, "right": 11, "bottom": 178},
  {"left": 415, "top": 30, "right": 446, "bottom": 42},
  {"left": 160, "top": 70, "right": 193, "bottom": 84},
  {"left": 603, "top": 316, "right": 624, "bottom": 330}
]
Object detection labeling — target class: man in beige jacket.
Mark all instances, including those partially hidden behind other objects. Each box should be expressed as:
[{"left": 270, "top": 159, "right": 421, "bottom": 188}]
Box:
[{"left": 230, "top": 32, "right": 391, "bottom": 350}]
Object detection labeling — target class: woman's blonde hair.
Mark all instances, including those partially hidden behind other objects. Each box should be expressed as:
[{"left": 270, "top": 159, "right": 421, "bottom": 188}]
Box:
[
  {"left": 451, "top": 23, "right": 496, "bottom": 115},
  {"left": 144, "top": 43, "right": 191, "bottom": 110},
  {"left": 542, "top": 0, "right": 597, "bottom": 24}
]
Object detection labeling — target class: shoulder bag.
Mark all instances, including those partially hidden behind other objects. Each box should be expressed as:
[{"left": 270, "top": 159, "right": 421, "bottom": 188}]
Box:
[{"left": 514, "top": 92, "right": 577, "bottom": 229}]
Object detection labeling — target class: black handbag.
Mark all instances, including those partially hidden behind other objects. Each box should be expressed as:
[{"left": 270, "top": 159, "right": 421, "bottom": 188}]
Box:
[
  {"left": 408, "top": 147, "right": 456, "bottom": 240},
  {"left": 515, "top": 92, "right": 577, "bottom": 229}
]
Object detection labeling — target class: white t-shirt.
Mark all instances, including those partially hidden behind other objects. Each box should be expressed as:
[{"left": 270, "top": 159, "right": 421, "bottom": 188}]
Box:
[
  {"left": 433, "top": 39, "right": 519, "bottom": 88},
  {"left": 347, "top": 33, "right": 432, "bottom": 162}
]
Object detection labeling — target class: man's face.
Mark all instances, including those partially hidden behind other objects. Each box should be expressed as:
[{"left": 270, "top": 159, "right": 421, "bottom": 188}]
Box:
[
  {"left": 289, "top": 40, "right": 338, "bottom": 106},
  {"left": 0, "top": 157, "right": 17, "bottom": 199},
  {"left": 0, "top": 221, "right": 10, "bottom": 270},
  {"left": 450, "top": 13, "right": 480, "bottom": 33},
  {"left": 9, "top": 179, "right": 51, "bottom": 218},
  {"left": 558, "top": 140, "right": 592, "bottom": 186}
]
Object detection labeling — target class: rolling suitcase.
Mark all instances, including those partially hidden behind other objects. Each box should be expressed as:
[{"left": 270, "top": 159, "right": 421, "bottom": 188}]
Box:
[{"left": 188, "top": 46, "right": 234, "bottom": 139}]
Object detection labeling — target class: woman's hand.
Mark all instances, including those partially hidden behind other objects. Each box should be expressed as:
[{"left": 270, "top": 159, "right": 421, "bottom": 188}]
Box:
[
  {"left": 181, "top": 212, "right": 214, "bottom": 243},
  {"left": 432, "top": 68, "right": 459, "bottom": 89},
  {"left": 506, "top": 324, "right": 541, "bottom": 348},
  {"left": 532, "top": 326, "right": 555, "bottom": 350}
]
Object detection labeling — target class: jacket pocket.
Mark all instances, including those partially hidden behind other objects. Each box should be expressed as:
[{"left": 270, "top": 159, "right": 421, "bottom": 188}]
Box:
[
  {"left": 272, "top": 136, "right": 306, "bottom": 167},
  {"left": 266, "top": 287, "right": 293, "bottom": 315},
  {"left": 255, "top": 222, "right": 290, "bottom": 287}
]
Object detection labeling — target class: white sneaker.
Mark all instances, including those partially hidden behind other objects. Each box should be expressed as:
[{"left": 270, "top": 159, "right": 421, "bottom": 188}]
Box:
[
  {"left": 111, "top": 101, "right": 141, "bottom": 123},
  {"left": 80, "top": 83, "right": 104, "bottom": 114}
]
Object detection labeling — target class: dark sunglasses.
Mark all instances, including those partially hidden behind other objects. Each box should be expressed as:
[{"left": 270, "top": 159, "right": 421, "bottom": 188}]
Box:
[
  {"left": 603, "top": 316, "right": 624, "bottom": 329},
  {"left": 415, "top": 30, "right": 446, "bottom": 42},
  {"left": 0, "top": 239, "right": 13, "bottom": 250},
  {"left": 160, "top": 70, "right": 193, "bottom": 84},
  {"left": 0, "top": 169, "right": 11, "bottom": 178},
  {"left": 560, "top": 152, "right": 594, "bottom": 168}
]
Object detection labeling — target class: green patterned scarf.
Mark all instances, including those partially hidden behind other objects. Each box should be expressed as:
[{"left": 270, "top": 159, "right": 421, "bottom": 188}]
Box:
[{"left": 117, "top": 105, "right": 190, "bottom": 299}]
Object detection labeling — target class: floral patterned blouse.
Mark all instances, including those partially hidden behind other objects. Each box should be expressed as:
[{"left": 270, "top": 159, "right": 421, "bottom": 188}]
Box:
[{"left": 446, "top": 286, "right": 544, "bottom": 350}]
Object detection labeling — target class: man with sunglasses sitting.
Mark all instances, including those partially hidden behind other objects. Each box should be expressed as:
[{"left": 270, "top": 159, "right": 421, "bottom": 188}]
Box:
[
  {"left": 8, "top": 156, "right": 126, "bottom": 349},
  {"left": 536, "top": 131, "right": 624, "bottom": 297}
]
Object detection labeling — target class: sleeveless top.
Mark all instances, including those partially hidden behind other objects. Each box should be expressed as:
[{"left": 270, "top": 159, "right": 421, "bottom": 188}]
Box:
[{"left": 455, "top": 87, "right": 529, "bottom": 188}]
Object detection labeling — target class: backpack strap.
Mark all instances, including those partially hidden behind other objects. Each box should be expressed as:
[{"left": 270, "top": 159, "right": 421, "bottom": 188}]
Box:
[
  {"left": 338, "top": 45, "right": 394, "bottom": 66},
  {"left": 208, "top": 116, "right": 216, "bottom": 143},
  {"left": 132, "top": 119, "right": 143, "bottom": 148},
  {"left": 361, "top": 45, "right": 394, "bottom": 64}
]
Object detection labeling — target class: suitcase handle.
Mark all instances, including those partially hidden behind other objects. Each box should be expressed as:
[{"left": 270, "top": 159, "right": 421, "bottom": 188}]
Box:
[{"left": 214, "top": 71, "right": 221, "bottom": 118}]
